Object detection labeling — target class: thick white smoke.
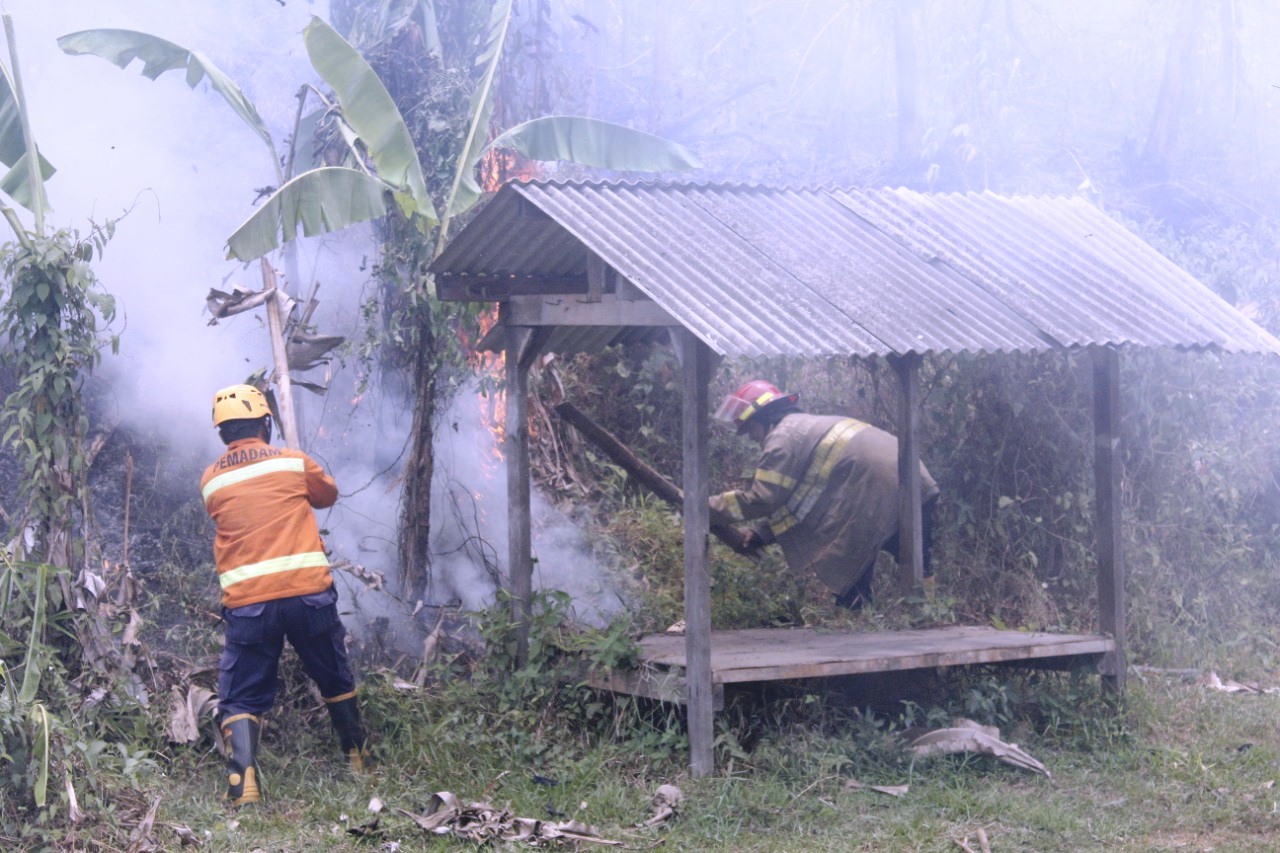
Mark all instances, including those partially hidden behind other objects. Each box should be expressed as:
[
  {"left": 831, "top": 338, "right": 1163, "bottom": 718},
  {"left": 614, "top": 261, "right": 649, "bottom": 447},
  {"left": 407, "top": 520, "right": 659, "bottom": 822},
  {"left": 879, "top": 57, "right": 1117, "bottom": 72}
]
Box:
[{"left": 5, "top": 0, "right": 624, "bottom": 637}]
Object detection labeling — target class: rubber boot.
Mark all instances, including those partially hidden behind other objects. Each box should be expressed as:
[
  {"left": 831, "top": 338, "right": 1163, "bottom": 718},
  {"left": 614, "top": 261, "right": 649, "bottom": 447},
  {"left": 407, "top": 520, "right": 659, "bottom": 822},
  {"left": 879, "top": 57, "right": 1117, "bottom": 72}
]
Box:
[
  {"left": 221, "top": 713, "right": 262, "bottom": 806},
  {"left": 835, "top": 568, "right": 874, "bottom": 611},
  {"left": 325, "top": 694, "right": 368, "bottom": 773}
]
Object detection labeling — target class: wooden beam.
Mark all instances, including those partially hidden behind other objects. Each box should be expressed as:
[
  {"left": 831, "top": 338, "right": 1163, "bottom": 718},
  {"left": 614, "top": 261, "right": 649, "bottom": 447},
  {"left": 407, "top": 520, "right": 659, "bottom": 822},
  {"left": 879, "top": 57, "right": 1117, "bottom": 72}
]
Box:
[
  {"left": 504, "top": 294, "right": 680, "bottom": 327},
  {"left": 672, "top": 328, "right": 715, "bottom": 777},
  {"left": 586, "top": 252, "right": 606, "bottom": 302},
  {"left": 585, "top": 664, "right": 725, "bottom": 710},
  {"left": 435, "top": 273, "right": 588, "bottom": 301},
  {"left": 891, "top": 353, "right": 924, "bottom": 593},
  {"left": 1091, "top": 345, "right": 1127, "bottom": 692},
  {"left": 505, "top": 326, "right": 537, "bottom": 666},
  {"left": 616, "top": 275, "right": 647, "bottom": 301}
]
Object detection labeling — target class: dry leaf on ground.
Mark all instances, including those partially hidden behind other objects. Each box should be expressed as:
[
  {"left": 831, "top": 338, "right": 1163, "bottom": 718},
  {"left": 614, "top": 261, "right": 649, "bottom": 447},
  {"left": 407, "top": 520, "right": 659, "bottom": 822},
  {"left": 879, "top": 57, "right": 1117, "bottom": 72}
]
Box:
[{"left": 846, "top": 779, "right": 909, "bottom": 797}]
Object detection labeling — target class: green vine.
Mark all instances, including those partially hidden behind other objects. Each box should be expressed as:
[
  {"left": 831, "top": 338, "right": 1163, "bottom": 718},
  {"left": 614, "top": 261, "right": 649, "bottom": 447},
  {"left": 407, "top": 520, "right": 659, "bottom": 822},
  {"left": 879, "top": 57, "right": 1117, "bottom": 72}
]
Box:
[{"left": 0, "top": 225, "right": 117, "bottom": 563}]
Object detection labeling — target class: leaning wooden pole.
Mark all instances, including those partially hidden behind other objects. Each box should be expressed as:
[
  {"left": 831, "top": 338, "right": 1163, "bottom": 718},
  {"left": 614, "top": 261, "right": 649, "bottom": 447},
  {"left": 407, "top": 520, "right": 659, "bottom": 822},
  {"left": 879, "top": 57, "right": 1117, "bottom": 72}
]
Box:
[
  {"left": 260, "top": 260, "right": 299, "bottom": 448},
  {"left": 553, "top": 401, "right": 756, "bottom": 555}
]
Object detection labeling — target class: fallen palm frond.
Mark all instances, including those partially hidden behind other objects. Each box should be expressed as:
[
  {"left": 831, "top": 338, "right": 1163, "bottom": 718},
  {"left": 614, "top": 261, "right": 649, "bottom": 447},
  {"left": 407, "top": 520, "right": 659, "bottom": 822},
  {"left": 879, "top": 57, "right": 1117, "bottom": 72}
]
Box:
[
  {"left": 908, "top": 718, "right": 1051, "bottom": 778},
  {"left": 396, "top": 791, "right": 622, "bottom": 846}
]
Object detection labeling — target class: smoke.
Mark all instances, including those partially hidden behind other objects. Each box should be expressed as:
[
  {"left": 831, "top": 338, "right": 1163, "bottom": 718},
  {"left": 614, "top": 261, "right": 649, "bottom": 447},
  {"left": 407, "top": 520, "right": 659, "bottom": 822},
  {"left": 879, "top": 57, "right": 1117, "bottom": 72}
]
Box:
[
  {"left": 8, "top": 0, "right": 326, "bottom": 452},
  {"left": 425, "top": 379, "right": 628, "bottom": 625},
  {"left": 3, "top": 0, "right": 624, "bottom": 639}
]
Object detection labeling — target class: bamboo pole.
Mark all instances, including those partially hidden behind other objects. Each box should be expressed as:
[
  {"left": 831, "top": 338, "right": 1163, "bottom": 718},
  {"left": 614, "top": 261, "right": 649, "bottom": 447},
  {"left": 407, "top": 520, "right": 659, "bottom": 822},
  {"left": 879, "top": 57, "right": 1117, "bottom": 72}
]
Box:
[
  {"left": 260, "top": 259, "right": 300, "bottom": 448},
  {"left": 554, "top": 401, "right": 756, "bottom": 556}
]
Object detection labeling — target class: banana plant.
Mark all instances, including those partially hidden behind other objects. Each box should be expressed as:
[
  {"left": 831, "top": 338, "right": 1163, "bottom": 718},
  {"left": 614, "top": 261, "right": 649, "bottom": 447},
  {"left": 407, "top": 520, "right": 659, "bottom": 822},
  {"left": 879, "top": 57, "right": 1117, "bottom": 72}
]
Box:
[
  {"left": 60, "top": 12, "right": 701, "bottom": 266},
  {"left": 434, "top": 0, "right": 702, "bottom": 254},
  {"left": 58, "top": 19, "right": 426, "bottom": 445},
  {"left": 58, "top": 19, "right": 436, "bottom": 264},
  {"left": 0, "top": 14, "right": 53, "bottom": 241}
]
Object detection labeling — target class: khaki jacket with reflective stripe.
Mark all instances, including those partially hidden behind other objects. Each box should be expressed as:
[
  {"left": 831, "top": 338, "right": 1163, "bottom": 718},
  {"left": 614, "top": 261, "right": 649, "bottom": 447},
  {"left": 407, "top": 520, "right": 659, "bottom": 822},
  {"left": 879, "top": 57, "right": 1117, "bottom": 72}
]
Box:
[
  {"left": 710, "top": 414, "right": 939, "bottom": 597},
  {"left": 200, "top": 437, "right": 338, "bottom": 608}
]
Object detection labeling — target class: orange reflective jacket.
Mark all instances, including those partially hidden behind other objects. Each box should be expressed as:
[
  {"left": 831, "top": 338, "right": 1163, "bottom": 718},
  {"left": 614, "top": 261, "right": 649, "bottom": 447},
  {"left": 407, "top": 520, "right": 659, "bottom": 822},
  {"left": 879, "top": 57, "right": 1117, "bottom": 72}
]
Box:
[{"left": 200, "top": 437, "right": 338, "bottom": 608}]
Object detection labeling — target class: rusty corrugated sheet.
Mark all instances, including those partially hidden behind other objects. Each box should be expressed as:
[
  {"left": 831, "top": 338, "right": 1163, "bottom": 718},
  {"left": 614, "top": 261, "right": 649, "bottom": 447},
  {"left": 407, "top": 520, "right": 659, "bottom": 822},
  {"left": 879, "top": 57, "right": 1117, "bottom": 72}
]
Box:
[{"left": 430, "top": 180, "right": 1280, "bottom": 358}]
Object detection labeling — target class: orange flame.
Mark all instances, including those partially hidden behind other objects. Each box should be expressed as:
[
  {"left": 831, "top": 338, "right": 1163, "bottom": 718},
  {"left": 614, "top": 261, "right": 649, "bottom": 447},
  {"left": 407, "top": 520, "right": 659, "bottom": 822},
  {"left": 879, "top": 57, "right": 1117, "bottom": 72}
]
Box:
[
  {"left": 478, "top": 147, "right": 543, "bottom": 193},
  {"left": 458, "top": 304, "right": 508, "bottom": 467}
]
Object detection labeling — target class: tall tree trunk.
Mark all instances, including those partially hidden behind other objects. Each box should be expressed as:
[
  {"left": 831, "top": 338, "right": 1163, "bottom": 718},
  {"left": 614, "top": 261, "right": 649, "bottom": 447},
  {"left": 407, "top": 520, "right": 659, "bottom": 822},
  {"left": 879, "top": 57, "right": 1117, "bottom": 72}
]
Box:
[
  {"left": 893, "top": 0, "right": 920, "bottom": 165},
  {"left": 1142, "top": 0, "right": 1204, "bottom": 177},
  {"left": 398, "top": 312, "right": 436, "bottom": 598}
]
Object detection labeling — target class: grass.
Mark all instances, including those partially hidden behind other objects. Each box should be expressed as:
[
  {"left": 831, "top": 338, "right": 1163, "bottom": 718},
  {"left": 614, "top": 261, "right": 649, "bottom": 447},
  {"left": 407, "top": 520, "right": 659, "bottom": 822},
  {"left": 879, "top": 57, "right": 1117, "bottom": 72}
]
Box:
[{"left": 31, "top": 663, "right": 1280, "bottom": 853}]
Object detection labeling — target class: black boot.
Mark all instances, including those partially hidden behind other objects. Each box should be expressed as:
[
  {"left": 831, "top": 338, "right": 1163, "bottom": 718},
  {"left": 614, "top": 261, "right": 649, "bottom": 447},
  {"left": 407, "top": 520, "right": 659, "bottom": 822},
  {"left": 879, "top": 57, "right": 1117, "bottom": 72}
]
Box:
[
  {"left": 325, "top": 694, "right": 368, "bottom": 773},
  {"left": 221, "top": 713, "right": 262, "bottom": 806},
  {"left": 835, "top": 567, "right": 875, "bottom": 611}
]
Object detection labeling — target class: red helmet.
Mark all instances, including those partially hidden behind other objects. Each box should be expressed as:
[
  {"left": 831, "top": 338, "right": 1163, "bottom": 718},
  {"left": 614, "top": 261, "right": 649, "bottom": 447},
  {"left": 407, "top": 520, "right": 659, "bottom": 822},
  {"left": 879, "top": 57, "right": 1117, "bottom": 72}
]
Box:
[{"left": 714, "top": 380, "right": 798, "bottom": 432}]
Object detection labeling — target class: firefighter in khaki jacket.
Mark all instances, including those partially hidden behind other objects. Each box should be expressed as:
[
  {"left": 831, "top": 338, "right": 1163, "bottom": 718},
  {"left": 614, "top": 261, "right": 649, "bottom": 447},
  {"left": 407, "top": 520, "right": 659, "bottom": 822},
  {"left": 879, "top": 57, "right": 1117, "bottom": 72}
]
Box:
[
  {"left": 202, "top": 384, "right": 366, "bottom": 807},
  {"left": 710, "top": 380, "right": 940, "bottom": 610}
]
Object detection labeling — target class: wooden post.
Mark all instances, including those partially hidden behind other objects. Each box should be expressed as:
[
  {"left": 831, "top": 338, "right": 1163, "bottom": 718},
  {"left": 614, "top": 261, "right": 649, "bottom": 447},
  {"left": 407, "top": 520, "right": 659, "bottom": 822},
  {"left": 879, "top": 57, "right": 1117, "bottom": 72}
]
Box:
[
  {"left": 672, "top": 328, "right": 714, "bottom": 777},
  {"left": 260, "top": 260, "right": 300, "bottom": 449},
  {"left": 505, "top": 325, "right": 536, "bottom": 665},
  {"left": 1091, "top": 345, "right": 1127, "bottom": 692},
  {"left": 891, "top": 353, "right": 924, "bottom": 593}
]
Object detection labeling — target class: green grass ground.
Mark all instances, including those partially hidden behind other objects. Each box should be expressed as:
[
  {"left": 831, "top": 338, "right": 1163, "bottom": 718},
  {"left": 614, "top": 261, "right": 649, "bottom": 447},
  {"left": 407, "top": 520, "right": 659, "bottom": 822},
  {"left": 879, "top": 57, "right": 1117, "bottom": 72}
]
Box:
[{"left": 50, "top": 669, "right": 1280, "bottom": 853}]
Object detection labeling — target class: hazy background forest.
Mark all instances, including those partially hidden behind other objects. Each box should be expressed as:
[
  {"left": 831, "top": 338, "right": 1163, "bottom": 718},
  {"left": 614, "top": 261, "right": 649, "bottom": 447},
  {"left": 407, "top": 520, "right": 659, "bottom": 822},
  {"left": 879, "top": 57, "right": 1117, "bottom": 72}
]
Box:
[
  {"left": 2, "top": 0, "right": 1278, "bottom": 666},
  {"left": 4, "top": 0, "right": 1280, "bottom": 849}
]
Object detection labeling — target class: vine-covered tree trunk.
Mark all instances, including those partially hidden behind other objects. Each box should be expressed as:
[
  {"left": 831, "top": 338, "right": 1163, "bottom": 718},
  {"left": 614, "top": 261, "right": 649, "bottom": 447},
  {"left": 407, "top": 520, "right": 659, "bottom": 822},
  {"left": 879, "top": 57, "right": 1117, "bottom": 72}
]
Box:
[{"left": 398, "top": 311, "right": 436, "bottom": 597}]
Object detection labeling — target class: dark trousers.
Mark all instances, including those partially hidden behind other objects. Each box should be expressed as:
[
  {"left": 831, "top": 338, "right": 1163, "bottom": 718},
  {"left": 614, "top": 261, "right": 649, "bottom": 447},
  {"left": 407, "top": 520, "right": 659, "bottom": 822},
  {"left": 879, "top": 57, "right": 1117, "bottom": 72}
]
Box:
[
  {"left": 217, "top": 587, "right": 355, "bottom": 718},
  {"left": 836, "top": 495, "right": 937, "bottom": 610}
]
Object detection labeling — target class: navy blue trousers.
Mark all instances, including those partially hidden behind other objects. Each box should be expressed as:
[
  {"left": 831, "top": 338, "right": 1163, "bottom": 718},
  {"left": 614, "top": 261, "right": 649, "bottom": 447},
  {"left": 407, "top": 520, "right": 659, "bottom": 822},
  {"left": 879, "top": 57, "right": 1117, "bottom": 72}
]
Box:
[{"left": 217, "top": 586, "right": 356, "bottom": 718}]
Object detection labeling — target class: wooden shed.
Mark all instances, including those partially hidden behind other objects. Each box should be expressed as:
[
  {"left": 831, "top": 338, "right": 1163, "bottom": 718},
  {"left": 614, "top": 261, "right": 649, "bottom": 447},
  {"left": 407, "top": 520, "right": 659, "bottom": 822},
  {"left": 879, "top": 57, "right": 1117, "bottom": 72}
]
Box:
[{"left": 429, "top": 179, "right": 1280, "bottom": 775}]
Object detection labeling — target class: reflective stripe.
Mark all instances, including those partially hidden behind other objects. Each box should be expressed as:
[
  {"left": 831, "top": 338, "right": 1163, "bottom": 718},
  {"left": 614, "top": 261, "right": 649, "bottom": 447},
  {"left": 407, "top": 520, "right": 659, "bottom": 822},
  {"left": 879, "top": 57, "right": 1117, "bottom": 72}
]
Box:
[
  {"left": 755, "top": 468, "right": 797, "bottom": 490},
  {"left": 325, "top": 690, "right": 357, "bottom": 704},
  {"left": 770, "top": 507, "right": 801, "bottom": 535},
  {"left": 740, "top": 391, "right": 779, "bottom": 423},
  {"left": 767, "top": 418, "right": 868, "bottom": 532},
  {"left": 203, "top": 457, "right": 305, "bottom": 503},
  {"left": 219, "top": 551, "right": 329, "bottom": 590},
  {"left": 722, "top": 492, "right": 744, "bottom": 521}
]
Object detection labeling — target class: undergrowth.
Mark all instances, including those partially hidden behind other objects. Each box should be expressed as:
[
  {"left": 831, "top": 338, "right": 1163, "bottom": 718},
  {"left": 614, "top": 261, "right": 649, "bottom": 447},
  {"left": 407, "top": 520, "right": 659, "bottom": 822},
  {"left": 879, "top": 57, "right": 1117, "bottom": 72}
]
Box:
[{"left": 10, "top": 574, "right": 1280, "bottom": 851}]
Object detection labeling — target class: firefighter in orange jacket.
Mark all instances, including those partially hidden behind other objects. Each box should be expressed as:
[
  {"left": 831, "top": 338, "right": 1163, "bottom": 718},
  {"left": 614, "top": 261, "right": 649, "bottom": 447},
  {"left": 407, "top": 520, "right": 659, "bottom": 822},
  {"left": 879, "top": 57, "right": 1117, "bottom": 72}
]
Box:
[
  {"left": 202, "top": 384, "right": 366, "bottom": 806},
  {"left": 710, "top": 380, "right": 939, "bottom": 610}
]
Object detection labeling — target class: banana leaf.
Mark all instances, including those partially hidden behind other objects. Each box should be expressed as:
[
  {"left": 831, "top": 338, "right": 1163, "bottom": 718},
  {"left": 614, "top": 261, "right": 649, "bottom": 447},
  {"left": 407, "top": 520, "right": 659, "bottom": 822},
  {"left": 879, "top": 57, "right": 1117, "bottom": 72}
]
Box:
[
  {"left": 57, "top": 29, "right": 274, "bottom": 160},
  {"left": 30, "top": 702, "right": 50, "bottom": 807},
  {"left": 0, "top": 53, "right": 51, "bottom": 213},
  {"left": 303, "top": 16, "right": 436, "bottom": 224},
  {"left": 226, "top": 166, "right": 390, "bottom": 261},
  {"left": 489, "top": 116, "right": 703, "bottom": 172},
  {"left": 441, "top": 0, "right": 511, "bottom": 226},
  {"left": 17, "top": 562, "right": 48, "bottom": 705}
]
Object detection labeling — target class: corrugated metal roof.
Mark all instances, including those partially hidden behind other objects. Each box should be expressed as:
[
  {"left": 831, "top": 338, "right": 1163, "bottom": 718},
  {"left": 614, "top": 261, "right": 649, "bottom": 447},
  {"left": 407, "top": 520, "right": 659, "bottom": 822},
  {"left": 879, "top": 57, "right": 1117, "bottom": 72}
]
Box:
[{"left": 431, "top": 180, "right": 1280, "bottom": 358}]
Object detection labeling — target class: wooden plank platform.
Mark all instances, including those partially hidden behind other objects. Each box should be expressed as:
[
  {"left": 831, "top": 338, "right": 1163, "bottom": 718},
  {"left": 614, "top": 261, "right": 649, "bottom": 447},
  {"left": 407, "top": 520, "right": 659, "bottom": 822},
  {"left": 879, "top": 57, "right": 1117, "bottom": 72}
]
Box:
[{"left": 588, "top": 626, "right": 1116, "bottom": 706}]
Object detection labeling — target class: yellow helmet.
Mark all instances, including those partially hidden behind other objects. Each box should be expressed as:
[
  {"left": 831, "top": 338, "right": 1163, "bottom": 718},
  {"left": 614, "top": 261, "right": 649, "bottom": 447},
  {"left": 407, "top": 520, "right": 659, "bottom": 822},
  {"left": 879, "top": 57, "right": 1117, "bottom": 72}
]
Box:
[{"left": 212, "top": 384, "right": 271, "bottom": 427}]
